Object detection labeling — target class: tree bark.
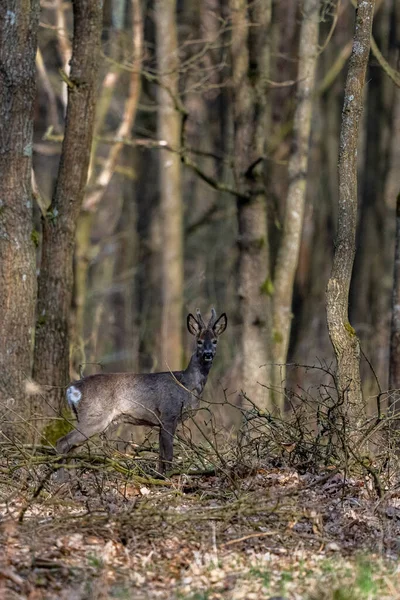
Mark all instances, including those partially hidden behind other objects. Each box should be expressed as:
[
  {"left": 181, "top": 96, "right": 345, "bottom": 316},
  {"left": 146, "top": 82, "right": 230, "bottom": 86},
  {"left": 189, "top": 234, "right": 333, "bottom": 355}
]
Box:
[
  {"left": 272, "top": 0, "right": 320, "bottom": 391},
  {"left": 350, "top": 5, "right": 399, "bottom": 398},
  {"left": 0, "top": 1, "right": 40, "bottom": 423},
  {"left": 33, "top": 0, "right": 103, "bottom": 411},
  {"left": 389, "top": 193, "right": 400, "bottom": 415},
  {"left": 231, "top": 0, "right": 272, "bottom": 410},
  {"left": 155, "top": 0, "right": 184, "bottom": 371},
  {"left": 326, "top": 0, "right": 375, "bottom": 427}
]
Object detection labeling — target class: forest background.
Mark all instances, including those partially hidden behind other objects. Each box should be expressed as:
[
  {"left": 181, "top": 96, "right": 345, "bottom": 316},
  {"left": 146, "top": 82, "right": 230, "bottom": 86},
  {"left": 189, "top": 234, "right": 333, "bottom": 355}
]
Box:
[
  {"left": 0, "top": 0, "right": 399, "bottom": 436},
  {"left": 3, "top": 1, "right": 400, "bottom": 598}
]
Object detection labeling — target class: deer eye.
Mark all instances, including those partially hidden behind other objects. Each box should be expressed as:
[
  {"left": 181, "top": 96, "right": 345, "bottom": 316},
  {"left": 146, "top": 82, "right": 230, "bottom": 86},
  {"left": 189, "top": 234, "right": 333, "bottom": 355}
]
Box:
[
  {"left": 197, "top": 340, "right": 203, "bottom": 346},
  {"left": 212, "top": 339, "right": 217, "bottom": 345}
]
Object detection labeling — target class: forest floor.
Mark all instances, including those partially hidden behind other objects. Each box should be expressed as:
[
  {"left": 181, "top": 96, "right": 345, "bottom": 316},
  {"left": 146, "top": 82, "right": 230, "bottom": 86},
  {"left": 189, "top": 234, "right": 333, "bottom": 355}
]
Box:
[{"left": 1, "top": 450, "right": 400, "bottom": 600}]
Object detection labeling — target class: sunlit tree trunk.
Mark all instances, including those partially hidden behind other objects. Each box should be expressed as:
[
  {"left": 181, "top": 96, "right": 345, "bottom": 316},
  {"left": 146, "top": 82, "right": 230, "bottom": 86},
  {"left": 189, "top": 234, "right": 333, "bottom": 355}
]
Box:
[
  {"left": 33, "top": 0, "right": 103, "bottom": 413},
  {"left": 0, "top": 1, "right": 39, "bottom": 428},
  {"left": 231, "top": 0, "right": 272, "bottom": 411},
  {"left": 326, "top": 0, "right": 375, "bottom": 427},
  {"left": 272, "top": 0, "right": 320, "bottom": 393},
  {"left": 155, "top": 0, "right": 184, "bottom": 371}
]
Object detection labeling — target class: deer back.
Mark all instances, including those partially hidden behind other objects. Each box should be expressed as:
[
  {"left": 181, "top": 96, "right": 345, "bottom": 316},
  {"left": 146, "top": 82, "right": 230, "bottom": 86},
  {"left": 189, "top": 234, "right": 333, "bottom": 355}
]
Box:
[{"left": 67, "top": 370, "right": 193, "bottom": 429}]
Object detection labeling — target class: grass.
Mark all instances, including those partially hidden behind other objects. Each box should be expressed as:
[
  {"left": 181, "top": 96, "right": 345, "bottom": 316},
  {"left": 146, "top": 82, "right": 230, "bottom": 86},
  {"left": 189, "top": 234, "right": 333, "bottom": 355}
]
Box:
[
  {"left": 175, "top": 555, "right": 398, "bottom": 600},
  {"left": 248, "top": 566, "right": 271, "bottom": 588}
]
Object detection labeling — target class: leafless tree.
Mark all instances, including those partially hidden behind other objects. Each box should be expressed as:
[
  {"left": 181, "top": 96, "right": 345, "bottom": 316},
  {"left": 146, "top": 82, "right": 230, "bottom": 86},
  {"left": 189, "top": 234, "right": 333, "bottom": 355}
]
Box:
[
  {"left": 230, "top": 0, "right": 273, "bottom": 411},
  {"left": 389, "top": 193, "right": 400, "bottom": 415},
  {"left": 155, "top": 0, "right": 184, "bottom": 371},
  {"left": 33, "top": 0, "right": 103, "bottom": 413},
  {"left": 326, "top": 0, "right": 375, "bottom": 426},
  {"left": 272, "top": 0, "right": 320, "bottom": 393}
]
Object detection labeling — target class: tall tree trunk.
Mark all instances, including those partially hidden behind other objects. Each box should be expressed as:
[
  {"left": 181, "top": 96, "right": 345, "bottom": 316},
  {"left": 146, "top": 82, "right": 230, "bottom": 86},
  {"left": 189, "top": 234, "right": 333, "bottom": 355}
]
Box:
[
  {"left": 350, "top": 3, "right": 399, "bottom": 398},
  {"left": 0, "top": 1, "right": 40, "bottom": 428},
  {"left": 386, "top": 1, "right": 400, "bottom": 416},
  {"left": 231, "top": 0, "right": 272, "bottom": 411},
  {"left": 73, "top": 0, "right": 142, "bottom": 371},
  {"left": 155, "top": 0, "right": 184, "bottom": 371},
  {"left": 389, "top": 193, "right": 400, "bottom": 416},
  {"left": 33, "top": 0, "right": 103, "bottom": 413},
  {"left": 272, "top": 0, "right": 320, "bottom": 392},
  {"left": 326, "top": 0, "right": 375, "bottom": 427}
]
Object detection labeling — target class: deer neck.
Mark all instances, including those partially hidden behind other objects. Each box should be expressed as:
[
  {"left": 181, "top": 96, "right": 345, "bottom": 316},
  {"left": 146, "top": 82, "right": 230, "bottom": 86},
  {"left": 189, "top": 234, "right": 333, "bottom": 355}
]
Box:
[{"left": 182, "top": 352, "right": 212, "bottom": 396}]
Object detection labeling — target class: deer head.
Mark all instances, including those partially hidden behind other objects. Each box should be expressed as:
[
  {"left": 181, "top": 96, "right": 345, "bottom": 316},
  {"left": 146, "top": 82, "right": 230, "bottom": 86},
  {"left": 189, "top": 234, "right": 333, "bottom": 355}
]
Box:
[{"left": 187, "top": 308, "right": 227, "bottom": 365}]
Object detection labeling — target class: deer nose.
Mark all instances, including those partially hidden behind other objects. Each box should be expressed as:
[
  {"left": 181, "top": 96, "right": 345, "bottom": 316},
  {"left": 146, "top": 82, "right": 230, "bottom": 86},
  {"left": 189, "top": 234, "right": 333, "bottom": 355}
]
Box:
[{"left": 203, "top": 351, "right": 213, "bottom": 361}]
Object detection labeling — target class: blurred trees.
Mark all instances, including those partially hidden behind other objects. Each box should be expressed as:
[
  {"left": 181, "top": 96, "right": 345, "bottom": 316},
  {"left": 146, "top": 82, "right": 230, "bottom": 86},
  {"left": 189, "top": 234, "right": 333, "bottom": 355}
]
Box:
[
  {"left": 1, "top": 0, "right": 400, "bottom": 434},
  {"left": 230, "top": 0, "right": 272, "bottom": 410},
  {"left": 33, "top": 0, "right": 103, "bottom": 416},
  {"left": 389, "top": 195, "right": 400, "bottom": 415},
  {"left": 155, "top": 0, "right": 184, "bottom": 371},
  {"left": 271, "top": 0, "right": 320, "bottom": 392}
]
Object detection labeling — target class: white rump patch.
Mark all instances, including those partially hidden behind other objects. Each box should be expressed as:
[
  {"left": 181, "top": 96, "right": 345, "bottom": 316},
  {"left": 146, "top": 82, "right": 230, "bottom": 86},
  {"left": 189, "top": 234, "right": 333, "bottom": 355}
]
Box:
[{"left": 66, "top": 385, "right": 82, "bottom": 407}]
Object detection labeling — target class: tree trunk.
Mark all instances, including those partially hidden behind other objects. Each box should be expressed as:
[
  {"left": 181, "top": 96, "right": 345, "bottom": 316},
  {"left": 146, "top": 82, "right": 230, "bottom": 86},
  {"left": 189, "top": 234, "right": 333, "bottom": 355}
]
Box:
[
  {"left": 326, "top": 0, "right": 375, "bottom": 427},
  {"left": 0, "top": 1, "right": 40, "bottom": 428},
  {"left": 231, "top": 0, "right": 272, "bottom": 411},
  {"left": 272, "top": 0, "right": 320, "bottom": 392},
  {"left": 33, "top": 0, "right": 103, "bottom": 413},
  {"left": 350, "top": 5, "right": 399, "bottom": 399},
  {"left": 155, "top": 0, "right": 184, "bottom": 371},
  {"left": 73, "top": 0, "right": 142, "bottom": 372},
  {"left": 389, "top": 193, "right": 400, "bottom": 416}
]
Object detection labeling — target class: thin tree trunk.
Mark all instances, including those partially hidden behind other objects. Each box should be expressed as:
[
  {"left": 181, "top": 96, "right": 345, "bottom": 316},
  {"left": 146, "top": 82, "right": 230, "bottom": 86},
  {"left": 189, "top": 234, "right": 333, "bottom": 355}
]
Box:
[
  {"left": 350, "top": 5, "right": 399, "bottom": 398},
  {"left": 386, "top": 3, "right": 400, "bottom": 416},
  {"left": 0, "top": 1, "right": 40, "bottom": 428},
  {"left": 155, "top": 0, "right": 184, "bottom": 371},
  {"left": 272, "top": 0, "right": 320, "bottom": 393},
  {"left": 389, "top": 193, "right": 400, "bottom": 415},
  {"left": 73, "top": 0, "right": 142, "bottom": 367},
  {"left": 33, "top": 0, "right": 103, "bottom": 413},
  {"left": 115, "top": 178, "right": 139, "bottom": 373},
  {"left": 231, "top": 0, "right": 272, "bottom": 411},
  {"left": 326, "top": 0, "right": 375, "bottom": 427}
]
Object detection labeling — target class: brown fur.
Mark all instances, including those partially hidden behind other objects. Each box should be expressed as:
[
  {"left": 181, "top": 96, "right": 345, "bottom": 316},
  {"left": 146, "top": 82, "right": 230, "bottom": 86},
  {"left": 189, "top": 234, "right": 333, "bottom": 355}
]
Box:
[{"left": 57, "top": 309, "right": 227, "bottom": 473}]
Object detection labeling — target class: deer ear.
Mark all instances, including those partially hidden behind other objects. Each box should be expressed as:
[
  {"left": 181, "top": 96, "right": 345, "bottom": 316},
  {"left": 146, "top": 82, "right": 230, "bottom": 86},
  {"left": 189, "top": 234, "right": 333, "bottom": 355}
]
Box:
[
  {"left": 213, "top": 313, "right": 227, "bottom": 336},
  {"left": 187, "top": 314, "right": 201, "bottom": 336}
]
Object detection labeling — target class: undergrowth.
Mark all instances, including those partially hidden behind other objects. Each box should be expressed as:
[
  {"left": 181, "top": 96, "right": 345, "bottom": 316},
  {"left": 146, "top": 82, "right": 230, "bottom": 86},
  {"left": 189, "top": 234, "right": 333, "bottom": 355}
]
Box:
[{"left": 1, "top": 372, "right": 400, "bottom": 599}]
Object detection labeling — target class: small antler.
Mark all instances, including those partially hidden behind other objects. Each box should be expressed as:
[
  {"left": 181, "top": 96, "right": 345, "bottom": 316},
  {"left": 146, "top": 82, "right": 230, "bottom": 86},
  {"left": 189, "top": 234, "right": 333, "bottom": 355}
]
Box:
[
  {"left": 196, "top": 309, "right": 206, "bottom": 329},
  {"left": 208, "top": 307, "right": 217, "bottom": 328}
]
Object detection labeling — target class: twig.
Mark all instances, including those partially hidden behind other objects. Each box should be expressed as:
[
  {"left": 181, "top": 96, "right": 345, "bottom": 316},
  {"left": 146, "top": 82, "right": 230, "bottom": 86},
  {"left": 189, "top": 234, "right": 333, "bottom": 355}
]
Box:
[
  {"left": 0, "top": 568, "right": 25, "bottom": 588},
  {"left": 221, "top": 531, "right": 279, "bottom": 547},
  {"left": 84, "top": 0, "right": 143, "bottom": 211}
]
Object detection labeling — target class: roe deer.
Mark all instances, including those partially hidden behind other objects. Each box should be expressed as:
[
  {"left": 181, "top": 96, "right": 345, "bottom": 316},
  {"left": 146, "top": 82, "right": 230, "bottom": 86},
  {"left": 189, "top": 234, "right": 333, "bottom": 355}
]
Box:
[{"left": 56, "top": 309, "right": 227, "bottom": 473}]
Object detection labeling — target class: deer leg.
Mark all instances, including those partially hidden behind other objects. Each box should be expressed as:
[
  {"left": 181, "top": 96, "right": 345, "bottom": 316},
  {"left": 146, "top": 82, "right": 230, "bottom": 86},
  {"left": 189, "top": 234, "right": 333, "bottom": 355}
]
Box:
[
  {"left": 56, "top": 429, "right": 89, "bottom": 455},
  {"left": 158, "top": 420, "right": 177, "bottom": 474},
  {"left": 56, "top": 430, "right": 91, "bottom": 482},
  {"left": 56, "top": 415, "right": 114, "bottom": 480}
]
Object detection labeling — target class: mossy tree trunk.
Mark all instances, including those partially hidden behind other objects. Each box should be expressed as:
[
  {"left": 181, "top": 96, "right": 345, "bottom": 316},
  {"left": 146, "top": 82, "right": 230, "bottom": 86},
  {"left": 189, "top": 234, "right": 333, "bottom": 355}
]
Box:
[
  {"left": 231, "top": 0, "right": 273, "bottom": 411},
  {"left": 0, "top": 0, "right": 40, "bottom": 433},
  {"left": 326, "top": 0, "right": 375, "bottom": 428}
]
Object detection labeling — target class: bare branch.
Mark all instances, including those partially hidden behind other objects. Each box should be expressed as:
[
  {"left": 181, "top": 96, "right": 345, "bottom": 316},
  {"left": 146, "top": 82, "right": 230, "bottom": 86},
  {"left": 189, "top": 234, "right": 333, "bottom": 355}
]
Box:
[{"left": 84, "top": 0, "right": 143, "bottom": 211}]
